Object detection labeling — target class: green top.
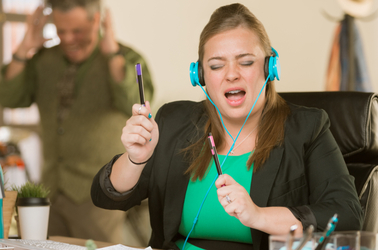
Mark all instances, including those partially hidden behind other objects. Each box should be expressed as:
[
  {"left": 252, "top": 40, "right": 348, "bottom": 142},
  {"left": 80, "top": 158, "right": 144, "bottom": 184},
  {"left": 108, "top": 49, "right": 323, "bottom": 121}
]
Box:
[
  {"left": 177, "top": 152, "right": 253, "bottom": 249},
  {"left": 0, "top": 43, "right": 154, "bottom": 204}
]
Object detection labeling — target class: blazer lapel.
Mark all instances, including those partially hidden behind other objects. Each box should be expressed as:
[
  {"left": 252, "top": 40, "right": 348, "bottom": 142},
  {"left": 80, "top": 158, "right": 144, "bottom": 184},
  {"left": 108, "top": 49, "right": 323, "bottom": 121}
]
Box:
[{"left": 250, "top": 146, "right": 284, "bottom": 250}]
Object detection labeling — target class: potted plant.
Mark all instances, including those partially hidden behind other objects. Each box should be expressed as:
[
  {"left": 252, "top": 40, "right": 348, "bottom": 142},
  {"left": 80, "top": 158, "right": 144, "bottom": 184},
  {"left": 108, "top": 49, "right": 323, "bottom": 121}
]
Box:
[{"left": 11, "top": 182, "right": 50, "bottom": 240}]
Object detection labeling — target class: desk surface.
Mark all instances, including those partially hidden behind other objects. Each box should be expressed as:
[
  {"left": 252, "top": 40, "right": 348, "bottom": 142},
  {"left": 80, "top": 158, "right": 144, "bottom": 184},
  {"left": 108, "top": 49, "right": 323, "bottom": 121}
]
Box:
[
  {"left": 49, "top": 236, "right": 113, "bottom": 248},
  {"left": 48, "top": 236, "right": 149, "bottom": 249}
]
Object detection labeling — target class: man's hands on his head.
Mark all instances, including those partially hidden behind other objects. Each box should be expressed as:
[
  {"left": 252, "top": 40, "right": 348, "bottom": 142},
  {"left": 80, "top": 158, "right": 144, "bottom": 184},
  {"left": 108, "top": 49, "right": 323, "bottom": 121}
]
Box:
[
  {"left": 100, "top": 9, "right": 119, "bottom": 56},
  {"left": 5, "top": 5, "right": 50, "bottom": 80},
  {"left": 17, "top": 5, "right": 51, "bottom": 59}
]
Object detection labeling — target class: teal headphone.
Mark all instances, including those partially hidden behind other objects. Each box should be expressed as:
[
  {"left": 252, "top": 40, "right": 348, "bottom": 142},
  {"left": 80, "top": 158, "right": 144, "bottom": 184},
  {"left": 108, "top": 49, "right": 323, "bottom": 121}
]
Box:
[{"left": 189, "top": 47, "right": 281, "bottom": 86}]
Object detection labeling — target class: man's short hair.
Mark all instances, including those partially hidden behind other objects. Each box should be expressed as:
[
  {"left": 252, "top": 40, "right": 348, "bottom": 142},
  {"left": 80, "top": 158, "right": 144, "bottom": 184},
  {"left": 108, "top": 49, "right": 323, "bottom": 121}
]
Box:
[{"left": 46, "top": 0, "right": 100, "bottom": 19}]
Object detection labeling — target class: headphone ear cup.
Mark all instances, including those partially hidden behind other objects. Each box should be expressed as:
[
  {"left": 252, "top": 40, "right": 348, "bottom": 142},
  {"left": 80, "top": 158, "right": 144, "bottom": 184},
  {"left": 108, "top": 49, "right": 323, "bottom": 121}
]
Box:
[
  {"left": 189, "top": 61, "right": 205, "bottom": 87},
  {"left": 264, "top": 48, "right": 281, "bottom": 81},
  {"left": 189, "top": 62, "right": 200, "bottom": 87},
  {"left": 268, "top": 55, "right": 281, "bottom": 81},
  {"left": 272, "top": 56, "right": 281, "bottom": 81},
  {"left": 264, "top": 56, "right": 270, "bottom": 80},
  {"left": 269, "top": 56, "right": 281, "bottom": 81},
  {"left": 198, "top": 61, "right": 205, "bottom": 86},
  {"left": 269, "top": 47, "right": 281, "bottom": 81}
]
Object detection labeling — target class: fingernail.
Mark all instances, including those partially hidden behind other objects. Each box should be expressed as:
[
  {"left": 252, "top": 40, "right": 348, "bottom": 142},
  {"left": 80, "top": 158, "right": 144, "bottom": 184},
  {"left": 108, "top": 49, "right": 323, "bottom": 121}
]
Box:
[
  {"left": 148, "top": 113, "right": 152, "bottom": 119},
  {"left": 149, "top": 138, "right": 152, "bottom": 142}
]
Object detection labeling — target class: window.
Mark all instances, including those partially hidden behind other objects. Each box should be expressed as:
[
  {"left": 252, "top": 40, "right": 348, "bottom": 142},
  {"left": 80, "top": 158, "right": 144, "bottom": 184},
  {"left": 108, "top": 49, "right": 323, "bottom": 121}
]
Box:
[
  {"left": 0, "top": 0, "right": 58, "bottom": 126},
  {"left": 0, "top": 1, "right": 58, "bottom": 184}
]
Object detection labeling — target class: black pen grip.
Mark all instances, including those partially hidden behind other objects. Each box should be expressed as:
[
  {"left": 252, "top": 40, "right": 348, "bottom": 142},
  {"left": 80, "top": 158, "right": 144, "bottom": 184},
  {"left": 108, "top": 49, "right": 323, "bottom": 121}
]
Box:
[
  {"left": 137, "top": 75, "right": 145, "bottom": 105},
  {"left": 214, "top": 152, "right": 222, "bottom": 175},
  {"left": 135, "top": 63, "right": 145, "bottom": 105}
]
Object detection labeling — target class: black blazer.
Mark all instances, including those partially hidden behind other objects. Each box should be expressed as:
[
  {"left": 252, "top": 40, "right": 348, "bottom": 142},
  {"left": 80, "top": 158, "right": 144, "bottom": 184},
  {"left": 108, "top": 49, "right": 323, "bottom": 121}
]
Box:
[{"left": 91, "top": 101, "right": 363, "bottom": 250}]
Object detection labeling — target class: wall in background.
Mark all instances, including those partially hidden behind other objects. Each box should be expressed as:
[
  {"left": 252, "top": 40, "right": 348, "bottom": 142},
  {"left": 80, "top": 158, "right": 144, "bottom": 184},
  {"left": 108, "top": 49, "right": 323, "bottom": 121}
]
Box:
[{"left": 104, "top": 0, "right": 378, "bottom": 112}]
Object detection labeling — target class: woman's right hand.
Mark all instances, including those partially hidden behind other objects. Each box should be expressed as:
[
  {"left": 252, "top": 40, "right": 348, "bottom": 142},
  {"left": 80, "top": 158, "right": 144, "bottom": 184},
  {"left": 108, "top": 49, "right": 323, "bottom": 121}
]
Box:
[{"left": 121, "top": 101, "right": 159, "bottom": 164}]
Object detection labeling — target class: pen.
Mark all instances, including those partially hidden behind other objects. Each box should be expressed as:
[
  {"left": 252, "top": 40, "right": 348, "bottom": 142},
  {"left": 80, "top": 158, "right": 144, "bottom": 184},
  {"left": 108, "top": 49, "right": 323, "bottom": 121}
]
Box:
[
  {"left": 207, "top": 132, "right": 222, "bottom": 176},
  {"left": 295, "top": 225, "right": 314, "bottom": 250},
  {"left": 287, "top": 224, "right": 298, "bottom": 250},
  {"left": 314, "top": 214, "right": 338, "bottom": 250},
  {"left": 135, "top": 63, "right": 145, "bottom": 105}
]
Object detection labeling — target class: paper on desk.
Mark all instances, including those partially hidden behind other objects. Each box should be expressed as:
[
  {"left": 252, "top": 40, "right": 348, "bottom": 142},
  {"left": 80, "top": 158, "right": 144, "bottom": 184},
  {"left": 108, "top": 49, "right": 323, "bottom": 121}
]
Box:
[{"left": 98, "top": 244, "right": 152, "bottom": 250}]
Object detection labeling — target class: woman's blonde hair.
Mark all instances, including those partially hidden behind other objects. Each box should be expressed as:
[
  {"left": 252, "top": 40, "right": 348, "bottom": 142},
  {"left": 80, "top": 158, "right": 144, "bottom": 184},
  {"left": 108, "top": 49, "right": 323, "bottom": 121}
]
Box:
[{"left": 184, "top": 3, "right": 290, "bottom": 181}]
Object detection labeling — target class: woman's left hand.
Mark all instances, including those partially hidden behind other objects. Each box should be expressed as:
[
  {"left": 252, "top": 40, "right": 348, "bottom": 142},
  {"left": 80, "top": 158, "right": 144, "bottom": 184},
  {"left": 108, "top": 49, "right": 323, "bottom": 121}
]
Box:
[{"left": 215, "top": 174, "right": 260, "bottom": 228}]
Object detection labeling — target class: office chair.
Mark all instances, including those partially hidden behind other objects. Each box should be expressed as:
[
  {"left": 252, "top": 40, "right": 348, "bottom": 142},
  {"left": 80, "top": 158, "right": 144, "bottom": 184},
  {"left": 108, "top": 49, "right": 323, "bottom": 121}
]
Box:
[{"left": 279, "top": 91, "right": 378, "bottom": 233}]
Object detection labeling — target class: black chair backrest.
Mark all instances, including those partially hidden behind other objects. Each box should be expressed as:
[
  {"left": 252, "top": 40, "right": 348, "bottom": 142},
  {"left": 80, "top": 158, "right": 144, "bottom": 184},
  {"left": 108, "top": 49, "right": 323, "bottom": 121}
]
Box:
[{"left": 279, "top": 91, "right": 378, "bottom": 232}]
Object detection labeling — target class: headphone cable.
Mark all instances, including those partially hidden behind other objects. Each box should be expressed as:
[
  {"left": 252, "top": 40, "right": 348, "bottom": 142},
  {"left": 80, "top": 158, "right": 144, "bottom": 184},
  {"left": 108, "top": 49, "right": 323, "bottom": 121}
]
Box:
[{"left": 181, "top": 75, "right": 270, "bottom": 250}]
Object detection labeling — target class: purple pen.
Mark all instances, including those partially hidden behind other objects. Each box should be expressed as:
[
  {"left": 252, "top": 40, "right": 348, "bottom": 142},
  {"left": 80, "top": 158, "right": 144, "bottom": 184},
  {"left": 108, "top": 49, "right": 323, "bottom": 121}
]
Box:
[
  {"left": 135, "top": 63, "right": 145, "bottom": 105},
  {"left": 208, "top": 132, "right": 223, "bottom": 176}
]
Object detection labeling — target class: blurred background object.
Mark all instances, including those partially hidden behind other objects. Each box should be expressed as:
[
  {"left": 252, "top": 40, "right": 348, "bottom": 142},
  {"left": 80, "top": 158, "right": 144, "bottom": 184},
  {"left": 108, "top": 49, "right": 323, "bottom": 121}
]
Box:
[
  {"left": 0, "top": 0, "right": 45, "bottom": 189},
  {"left": 325, "top": 0, "right": 376, "bottom": 91},
  {"left": 0, "top": 126, "right": 42, "bottom": 189}
]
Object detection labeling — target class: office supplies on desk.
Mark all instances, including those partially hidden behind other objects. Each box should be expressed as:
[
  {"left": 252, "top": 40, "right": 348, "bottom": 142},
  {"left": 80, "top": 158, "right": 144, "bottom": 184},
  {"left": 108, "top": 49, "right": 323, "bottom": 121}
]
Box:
[
  {"left": 270, "top": 234, "right": 311, "bottom": 250},
  {"left": 287, "top": 224, "right": 298, "bottom": 250},
  {"left": 314, "top": 214, "right": 338, "bottom": 250},
  {"left": 135, "top": 63, "right": 145, "bottom": 105},
  {"left": 295, "top": 225, "right": 314, "bottom": 250},
  {"left": 312, "top": 231, "right": 376, "bottom": 250}
]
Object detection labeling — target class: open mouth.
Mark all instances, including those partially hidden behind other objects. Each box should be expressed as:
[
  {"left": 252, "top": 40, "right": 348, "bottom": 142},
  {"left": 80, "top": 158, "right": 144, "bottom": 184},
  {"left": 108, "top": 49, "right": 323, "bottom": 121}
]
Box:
[{"left": 225, "top": 90, "right": 246, "bottom": 101}]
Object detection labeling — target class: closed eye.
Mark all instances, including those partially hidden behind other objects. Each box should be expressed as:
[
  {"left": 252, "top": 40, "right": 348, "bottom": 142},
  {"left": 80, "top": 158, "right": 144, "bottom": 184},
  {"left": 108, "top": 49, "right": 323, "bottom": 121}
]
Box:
[
  {"left": 210, "top": 65, "right": 224, "bottom": 70},
  {"left": 240, "top": 61, "right": 254, "bottom": 66}
]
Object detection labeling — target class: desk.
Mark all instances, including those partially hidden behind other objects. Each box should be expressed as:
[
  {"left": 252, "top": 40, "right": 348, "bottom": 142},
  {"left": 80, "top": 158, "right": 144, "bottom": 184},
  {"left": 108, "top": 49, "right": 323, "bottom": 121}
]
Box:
[
  {"left": 2, "top": 237, "right": 160, "bottom": 250},
  {"left": 48, "top": 236, "right": 155, "bottom": 249}
]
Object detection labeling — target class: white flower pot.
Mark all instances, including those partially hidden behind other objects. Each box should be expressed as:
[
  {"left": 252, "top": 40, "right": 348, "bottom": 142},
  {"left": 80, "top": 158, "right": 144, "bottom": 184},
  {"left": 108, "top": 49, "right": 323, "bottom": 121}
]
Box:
[{"left": 16, "top": 197, "right": 50, "bottom": 240}]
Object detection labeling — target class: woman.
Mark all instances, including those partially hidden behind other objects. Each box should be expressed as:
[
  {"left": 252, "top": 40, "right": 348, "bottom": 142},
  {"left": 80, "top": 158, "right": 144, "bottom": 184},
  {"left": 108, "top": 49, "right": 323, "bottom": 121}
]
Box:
[{"left": 91, "top": 3, "right": 363, "bottom": 250}]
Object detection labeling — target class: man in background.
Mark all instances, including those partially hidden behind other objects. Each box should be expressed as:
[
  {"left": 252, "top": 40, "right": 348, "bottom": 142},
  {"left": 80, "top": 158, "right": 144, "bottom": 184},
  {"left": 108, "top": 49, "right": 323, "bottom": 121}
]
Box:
[{"left": 0, "top": 0, "right": 154, "bottom": 244}]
